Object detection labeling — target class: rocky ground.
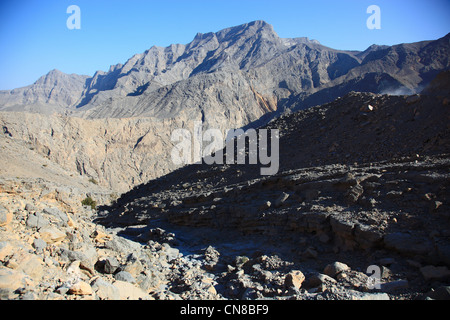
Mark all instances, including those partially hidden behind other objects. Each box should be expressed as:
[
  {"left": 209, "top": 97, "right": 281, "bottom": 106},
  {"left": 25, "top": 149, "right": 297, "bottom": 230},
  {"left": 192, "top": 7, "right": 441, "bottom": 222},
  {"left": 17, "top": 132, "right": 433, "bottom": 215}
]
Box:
[
  {"left": 1, "top": 73, "right": 449, "bottom": 300},
  {"left": 1, "top": 155, "right": 449, "bottom": 300}
]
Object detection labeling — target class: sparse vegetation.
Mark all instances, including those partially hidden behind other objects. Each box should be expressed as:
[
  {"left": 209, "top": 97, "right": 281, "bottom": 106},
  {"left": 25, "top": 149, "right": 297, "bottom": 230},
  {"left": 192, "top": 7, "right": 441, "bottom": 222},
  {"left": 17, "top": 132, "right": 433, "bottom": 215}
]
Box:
[
  {"left": 81, "top": 196, "right": 97, "bottom": 210},
  {"left": 88, "top": 178, "right": 98, "bottom": 185}
]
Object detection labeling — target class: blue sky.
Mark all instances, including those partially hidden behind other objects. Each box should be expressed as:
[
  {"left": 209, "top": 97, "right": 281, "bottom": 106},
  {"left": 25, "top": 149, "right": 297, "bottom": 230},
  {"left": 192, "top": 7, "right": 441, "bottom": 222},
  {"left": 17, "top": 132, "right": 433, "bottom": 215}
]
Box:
[{"left": 0, "top": 0, "right": 449, "bottom": 90}]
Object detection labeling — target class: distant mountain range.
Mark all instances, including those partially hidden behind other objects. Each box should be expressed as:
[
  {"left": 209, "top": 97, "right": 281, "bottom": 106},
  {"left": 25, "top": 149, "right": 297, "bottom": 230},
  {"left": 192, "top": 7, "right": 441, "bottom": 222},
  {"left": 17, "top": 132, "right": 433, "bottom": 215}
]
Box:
[{"left": 1, "top": 20, "right": 449, "bottom": 124}]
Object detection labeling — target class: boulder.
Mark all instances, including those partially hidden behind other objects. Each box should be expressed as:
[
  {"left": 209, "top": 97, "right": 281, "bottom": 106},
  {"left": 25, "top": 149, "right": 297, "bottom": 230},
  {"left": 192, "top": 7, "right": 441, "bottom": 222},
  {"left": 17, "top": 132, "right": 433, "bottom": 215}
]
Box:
[
  {"left": 324, "top": 262, "right": 350, "bottom": 278},
  {"left": 285, "top": 270, "right": 306, "bottom": 289}
]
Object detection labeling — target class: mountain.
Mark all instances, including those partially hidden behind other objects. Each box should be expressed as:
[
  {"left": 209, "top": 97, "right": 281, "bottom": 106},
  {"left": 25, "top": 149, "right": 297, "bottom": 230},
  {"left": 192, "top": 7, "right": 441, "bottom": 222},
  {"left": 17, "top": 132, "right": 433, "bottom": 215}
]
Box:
[
  {"left": 0, "top": 69, "right": 89, "bottom": 114},
  {"left": 93, "top": 75, "right": 450, "bottom": 299},
  {"left": 0, "top": 21, "right": 449, "bottom": 193},
  {"left": 1, "top": 19, "right": 450, "bottom": 300},
  {"left": 1, "top": 21, "right": 448, "bottom": 122}
]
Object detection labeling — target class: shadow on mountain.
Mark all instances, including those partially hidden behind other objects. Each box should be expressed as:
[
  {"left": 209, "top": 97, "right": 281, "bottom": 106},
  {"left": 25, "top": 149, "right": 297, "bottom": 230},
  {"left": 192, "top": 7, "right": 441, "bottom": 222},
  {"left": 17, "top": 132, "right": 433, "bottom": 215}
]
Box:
[{"left": 95, "top": 72, "right": 450, "bottom": 236}]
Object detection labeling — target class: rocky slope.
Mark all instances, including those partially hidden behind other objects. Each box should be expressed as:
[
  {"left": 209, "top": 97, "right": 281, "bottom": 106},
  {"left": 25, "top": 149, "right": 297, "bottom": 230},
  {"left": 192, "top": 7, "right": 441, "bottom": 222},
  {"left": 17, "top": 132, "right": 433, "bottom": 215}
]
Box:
[
  {"left": 0, "top": 22, "right": 448, "bottom": 194},
  {"left": 0, "top": 70, "right": 89, "bottom": 114},
  {"left": 93, "top": 73, "right": 450, "bottom": 300},
  {"left": 0, "top": 113, "right": 190, "bottom": 193},
  {"left": 1, "top": 83, "right": 449, "bottom": 300},
  {"left": 0, "top": 21, "right": 449, "bottom": 300}
]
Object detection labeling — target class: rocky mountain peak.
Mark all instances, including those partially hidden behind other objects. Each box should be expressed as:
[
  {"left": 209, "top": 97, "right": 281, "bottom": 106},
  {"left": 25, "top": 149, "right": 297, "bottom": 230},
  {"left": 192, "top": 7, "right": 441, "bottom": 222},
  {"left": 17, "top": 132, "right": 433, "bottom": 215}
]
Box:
[
  {"left": 215, "top": 20, "right": 278, "bottom": 43},
  {"left": 34, "top": 69, "right": 87, "bottom": 87}
]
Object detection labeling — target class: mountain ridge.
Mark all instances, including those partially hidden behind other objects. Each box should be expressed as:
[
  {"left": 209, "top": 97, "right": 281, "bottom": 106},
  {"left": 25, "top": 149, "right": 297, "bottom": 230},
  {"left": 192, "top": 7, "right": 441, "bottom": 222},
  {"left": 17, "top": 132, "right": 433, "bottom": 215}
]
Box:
[{"left": 1, "top": 21, "right": 448, "bottom": 121}]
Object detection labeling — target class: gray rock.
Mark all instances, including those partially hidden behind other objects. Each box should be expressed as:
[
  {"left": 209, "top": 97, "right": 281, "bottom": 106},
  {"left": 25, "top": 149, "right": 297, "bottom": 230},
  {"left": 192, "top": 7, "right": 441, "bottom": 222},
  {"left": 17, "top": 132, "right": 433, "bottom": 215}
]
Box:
[
  {"left": 349, "top": 290, "right": 390, "bottom": 300},
  {"left": 162, "top": 244, "right": 180, "bottom": 262},
  {"left": 380, "top": 280, "right": 409, "bottom": 293},
  {"left": 114, "top": 271, "right": 136, "bottom": 284},
  {"left": 384, "top": 232, "right": 433, "bottom": 256},
  {"left": 91, "top": 278, "right": 120, "bottom": 300},
  {"left": 345, "top": 183, "right": 364, "bottom": 204},
  {"left": 43, "top": 207, "right": 69, "bottom": 225},
  {"left": 32, "top": 238, "right": 47, "bottom": 253},
  {"left": 105, "top": 235, "right": 142, "bottom": 255},
  {"left": 308, "top": 273, "right": 337, "bottom": 288},
  {"left": 0, "top": 206, "right": 10, "bottom": 226},
  {"left": 324, "top": 262, "right": 350, "bottom": 278},
  {"left": 234, "top": 256, "right": 250, "bottom": 269},
  {"left": 420, "top": 265, "right": 450, "bottom": 281},
  {"left": 24, "top": 203, "right": 38, "bottom": 213},
  {"left": 274, "top": 192, "right": 290, "bottom": 207},
  {"left": 104, "top": 257, "right": 120, "bottom": 274},
  {"left": 26, "top": 212, "right": 49, "bottom": 229}
]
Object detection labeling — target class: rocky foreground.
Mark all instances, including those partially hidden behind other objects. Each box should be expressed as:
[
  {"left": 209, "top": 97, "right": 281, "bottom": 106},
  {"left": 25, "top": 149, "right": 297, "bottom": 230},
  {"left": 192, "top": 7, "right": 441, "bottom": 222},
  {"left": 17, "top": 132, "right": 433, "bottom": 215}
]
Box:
[
  {"left": 1, "top": 157, "right": 449, "bottom": 301},
  {"left": 1, "top": 81, "right": 449, "bottom": 300}
]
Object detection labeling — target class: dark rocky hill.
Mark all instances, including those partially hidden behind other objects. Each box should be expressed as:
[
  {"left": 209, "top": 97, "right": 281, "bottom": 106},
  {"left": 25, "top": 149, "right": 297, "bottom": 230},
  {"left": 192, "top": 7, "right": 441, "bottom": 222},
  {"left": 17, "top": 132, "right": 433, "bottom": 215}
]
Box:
[{"left": 94, "top": 72, "right": 450, "bottom": 300}]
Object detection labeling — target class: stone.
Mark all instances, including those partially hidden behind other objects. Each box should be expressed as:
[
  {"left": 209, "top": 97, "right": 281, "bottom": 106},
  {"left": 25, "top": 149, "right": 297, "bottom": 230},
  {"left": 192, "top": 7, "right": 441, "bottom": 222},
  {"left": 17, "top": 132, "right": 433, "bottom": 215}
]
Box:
[
  {"left": 69, "top": 281, "right": 93, "bottom": 295},
  {"left": 91, "top": 278, "right": 120, "bottom": 300},
  {"left": 324, "top": 262, "right": 350, "bottom": 278},
  {"left": 105, "top": 235, "right": 141, "bottom": 255},
  {"left": 234, "top": 256, "right": 250, "bottom": 269},
  {"left": 204, "top": 246, "right": 220, "bottom": 263},
  {"left": 307, "top": 273, "right": 337, "bottom": 288},
  {"left": 420, "top": 265, "right": 450, "bottom": 281},
  {"left": 345, "top": 183, "right": 364, "bottom": 204},
  {"left": 32, "top": 238, "right": 47, "bottom": 253},
  {"left": 274, "top": 192, "right": 290, "bottom": 207},
  {"left": 0, "top": 242, "right": 13, "bottom": 261},
  {"left": 91, "top": 230, "right": 110, "bottom": 243},
  {"left": 113, "top": 280, "right": 151, "bottom": 300},
  {"left": 13, "top": 253, "right": 45, "bottom": 280},
  {"left": 354, "top": 224, "right": 383, "bottom": 249},
  {"left": 104, "top": 257, "right": 120, "bottom": 274},
  {"left": 350, "top": 291, "right": 390, "bottom": 300},
  {"left": 79, "top": 246, "right": 98, "bottom": 274},
  {"left": 162, "top": 244, "right": 180, "bottom": 262},
  {"left": 43, "top": 207, "right": 69, "bottom": 225},
  {"left": 26, "top": 212, "right": 49, "bottom": 229},
  {"left": 123, "top": 258, "right": 144, "bottom": 276},
  {"left": 0, "top": 266, "right": 34, "bottom": 294},
  {"left": 114, "top": 271, "right": 136, "bottom": 284},
  {"left": 380, "top": 280, "right": 409, "bottom": 293},
  {"left": 383, "top": 232, "right": 433, "bottom": 256},
  {"left": 360, "top": 104, "right": 374, "bottom": 112},
  {"left": 285, "top": 270, "right": 305, "bottom": 289},
  {"left": 24, "top": 203, "right": 38, "bottom": 213},
  {"left": 0, "top": 206, "right": 12, "bottom": 227},
  {"left": 38, "top": 226, "right": 66, "bottom": 244}
]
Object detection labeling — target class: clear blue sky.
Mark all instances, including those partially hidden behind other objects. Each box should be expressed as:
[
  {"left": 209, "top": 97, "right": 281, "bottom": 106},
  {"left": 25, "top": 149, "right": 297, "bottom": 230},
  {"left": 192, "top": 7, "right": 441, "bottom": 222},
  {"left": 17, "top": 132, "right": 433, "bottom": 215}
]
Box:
[{"left": 0, "top": 0, "right": 449, "bottom": 90}]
